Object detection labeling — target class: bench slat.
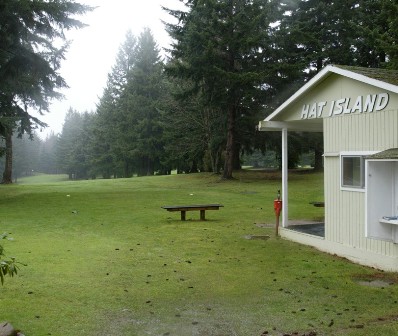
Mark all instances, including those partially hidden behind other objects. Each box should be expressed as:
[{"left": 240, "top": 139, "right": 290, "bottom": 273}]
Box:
[
  {"left": 161, "top": 204, "right": 223, "bottom": 221},
  {"left": 162, "top": 204, "right": 223, "bottom": 211}
]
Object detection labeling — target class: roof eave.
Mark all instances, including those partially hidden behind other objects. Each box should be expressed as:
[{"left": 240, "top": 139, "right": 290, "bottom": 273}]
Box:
[
  {"left": 264, "top": 65, "right": 398, "bottom": 122},
  {"left": 258, "top": 120, "right": 323, "bottom": 132}
]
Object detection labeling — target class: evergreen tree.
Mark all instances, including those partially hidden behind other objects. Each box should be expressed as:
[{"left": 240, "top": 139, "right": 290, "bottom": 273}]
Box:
[
  {"left": 107, "top": 30, "right": 138, "bottom": 99},
  {"left": 162, "top": 76, "right": 226, "bottom": 174},
  {"left": 164, "top": 0, "right": 283, "bottom": 179},
  {"left": 88, "top": 28, "right": 167, "bottom": 178},
  {"left": 0, "top": 0, "right": 92, "bottom": 183},
  {"left": 39, "top": 132, "right": 60, "bottom": 174},
  {"left": 272, "top": 0, "right": 398, "bottom": 170},
  {"left": 92, "top": 31, "right": 138, "bottom": 178},
  {"left": 279, "top": 0, "right": 354, "bottom": 75},
  {"left": 91, "top": 88, "right": 121, "bottom": 178},
  {"left": 122, "top": 28, "right": 165, "bottom": 176},
  {"left": 280, "top": 0, "right": 398, "bottom": 73},
  {"left": 57, "top": 109, "right": 94, "bottom": 179},
  {"left": 376, "top": 0, "right": 398, "bottom": 68}
]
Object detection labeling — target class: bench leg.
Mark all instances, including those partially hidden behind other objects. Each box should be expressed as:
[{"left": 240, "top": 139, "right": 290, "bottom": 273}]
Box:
[
  {"left": 200, "top": 210, "right": 206, "bottom": 220},
  {"left": 181, "top": 211, "right": 186, "bottom": 221}
]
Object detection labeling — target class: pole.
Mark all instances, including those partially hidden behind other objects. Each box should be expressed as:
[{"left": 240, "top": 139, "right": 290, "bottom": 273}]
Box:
[{"left": 274, "top": 190, "right": 282, "bottom": 236}]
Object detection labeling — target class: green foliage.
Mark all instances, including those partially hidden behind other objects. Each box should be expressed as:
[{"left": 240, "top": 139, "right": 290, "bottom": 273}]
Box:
[
  {"left": 57, "top": 109, "right": 95, "bottom": 179},
  {"left": 279, "top": 0, "right": 398, "bottom": 73},
  {"left": 0, "top": 0, "right": 92, "bottom": 135},
  {"left": 85, "top": 28, "right": 170, "bottom": 178},
  {"left": 242, "top": 149, "right": 278, "bottom": 168},
  {"left": 91, "top": 29, "right": 139, "bottom": 178},
  {"left": 122, "top": 28, "right": 166, "bottom": 176},
  {"left": 264, "top": 0, "right": 398, "bottom": 169},
  {"left": 377, "top": 0, "right": 398, "bottom": 69},
  {"left": 165, "top": 0, "right": 287, "bottom": 178},
  {"left": 0, "top": 0, "right": 91, "bottom": 184},
  {"left": 12, "top": 0, "right": 398, "bottom": 179},
  {"left": 161, "top": 77, "right": 226, "bottom": 173},
  {"left": 0, "top": 233, "right": 18, "bottom": 285}
]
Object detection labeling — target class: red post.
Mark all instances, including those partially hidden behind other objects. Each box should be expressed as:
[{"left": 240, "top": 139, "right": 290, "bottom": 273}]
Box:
[{"left": 274, "top": 190, "right": 282, "bottom": 236}]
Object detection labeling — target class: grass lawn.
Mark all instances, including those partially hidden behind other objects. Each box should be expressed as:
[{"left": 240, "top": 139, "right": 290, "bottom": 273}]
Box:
[{"left": 1, "top": 170, "right": 398, "bottom": 335}]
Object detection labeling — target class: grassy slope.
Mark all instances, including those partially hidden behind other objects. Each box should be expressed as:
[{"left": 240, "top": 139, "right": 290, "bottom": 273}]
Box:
[{"left": 0, "top": 171, "right": 397, "bottom": 336}]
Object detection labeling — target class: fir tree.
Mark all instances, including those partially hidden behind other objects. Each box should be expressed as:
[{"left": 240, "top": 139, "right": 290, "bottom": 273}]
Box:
[
  {"left": 164, "top": 0, "right": 283, "bottom": 179},
  {"left": 0, "top": 0, "right": 92, "bottom": 183}
]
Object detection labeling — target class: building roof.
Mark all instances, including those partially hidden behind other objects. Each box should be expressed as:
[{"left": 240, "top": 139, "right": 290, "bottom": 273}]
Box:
[
  {"left": 335, "top": 65, "right": 398, "bottom": 86},
  {"left": 366, "top": 148, "right": 398, "bottom": 160}
]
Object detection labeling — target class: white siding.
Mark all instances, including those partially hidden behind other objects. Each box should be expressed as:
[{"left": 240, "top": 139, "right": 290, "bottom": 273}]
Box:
[
  {"left": 324, "top": 109, "right": 398, "bottom": 152},
  {"left": 324, "top": 109, "right": 398, "bottom": 258}
]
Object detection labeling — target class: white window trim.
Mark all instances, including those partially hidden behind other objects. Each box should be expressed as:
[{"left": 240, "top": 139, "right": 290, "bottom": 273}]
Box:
[{"left": 340, "top": 151, "right": 378, "bottom": 192}]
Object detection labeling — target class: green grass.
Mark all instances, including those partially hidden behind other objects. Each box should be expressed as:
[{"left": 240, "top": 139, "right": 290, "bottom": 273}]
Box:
[
  {"left": 0, "top": 171, "right": 397, "bottom": 335},
  {"left": 15, "top": 173, "right": 69, "bottom": 184}
]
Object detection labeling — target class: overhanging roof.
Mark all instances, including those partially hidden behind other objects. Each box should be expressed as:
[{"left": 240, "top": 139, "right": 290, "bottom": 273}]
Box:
[
  {"left": 366, "top": 148, "right": 398, "bottom": 160},
  {"left": 259, "top": 65, "right": 398, "bottom": 132},
  {"left": 258, "top": 120, "right": 323, "bottom": 132}
]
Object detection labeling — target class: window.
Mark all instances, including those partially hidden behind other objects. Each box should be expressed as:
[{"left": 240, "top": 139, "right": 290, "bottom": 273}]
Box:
[{"left": 341, "top": 155, "right": 365, "bottom": 189}]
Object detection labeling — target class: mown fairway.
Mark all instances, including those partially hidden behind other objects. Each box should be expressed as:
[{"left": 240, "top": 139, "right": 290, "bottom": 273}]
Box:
[{"left": 1, "top": 171, "right": 398, "bottom": 335}]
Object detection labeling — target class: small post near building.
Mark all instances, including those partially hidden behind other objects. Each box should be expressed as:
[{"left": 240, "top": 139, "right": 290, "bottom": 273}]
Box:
[{"left": 258, "top": 65, "right": 398, "bottom": 271}]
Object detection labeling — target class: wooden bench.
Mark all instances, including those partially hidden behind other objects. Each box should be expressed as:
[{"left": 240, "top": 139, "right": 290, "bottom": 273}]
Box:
[{"left": 161, "top": 204, "right": 223, "bottom": 221}]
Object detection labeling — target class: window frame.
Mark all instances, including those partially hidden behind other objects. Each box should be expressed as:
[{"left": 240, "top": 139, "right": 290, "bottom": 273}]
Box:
[{"left": 340, "top": 151, "right": 376, "bottom": 192}]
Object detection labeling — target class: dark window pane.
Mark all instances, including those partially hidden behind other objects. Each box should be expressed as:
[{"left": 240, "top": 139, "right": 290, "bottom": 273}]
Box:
[{"left": 342, "top": 156, "right": 363, "bottom": 188}]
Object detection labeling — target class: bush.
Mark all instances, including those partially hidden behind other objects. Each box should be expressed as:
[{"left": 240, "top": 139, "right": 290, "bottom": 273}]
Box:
[{"left": 0, "top": 233, "right": 18, "bottom": 285}]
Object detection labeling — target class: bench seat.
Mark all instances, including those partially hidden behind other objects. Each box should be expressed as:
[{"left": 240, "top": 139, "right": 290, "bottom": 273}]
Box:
[{"left": 162, "top": 204, "right": 223, "bottom": 220}]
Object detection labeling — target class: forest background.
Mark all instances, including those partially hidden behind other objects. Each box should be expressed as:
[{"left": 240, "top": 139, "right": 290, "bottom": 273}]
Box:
[{"left": 1, "top": 0, "right": 397, "bottom": 182}]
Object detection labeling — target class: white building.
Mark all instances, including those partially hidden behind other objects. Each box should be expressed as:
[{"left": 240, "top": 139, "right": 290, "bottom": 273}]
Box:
[{"left": 259, "top": 65, "right": 398, "bottom": 271}]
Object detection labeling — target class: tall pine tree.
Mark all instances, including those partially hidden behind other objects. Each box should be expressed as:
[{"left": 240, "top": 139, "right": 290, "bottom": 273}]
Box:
[
  {"left": 93, "top": 30, "right": 138, "bottom": 178},
  {"left": 164, "top": 0, "right": 283, "bottom": 179},
  {"left": 122, "top": 28, "right": 165, "bottom": 176},
  {"left": 0, "top": 0, "right": 92, "bottom": 183},
  {"left": 57, "top": 109, "right": 94, "bottom": 179}
]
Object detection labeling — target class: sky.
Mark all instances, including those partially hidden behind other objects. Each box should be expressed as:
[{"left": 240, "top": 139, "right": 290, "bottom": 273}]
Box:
[{"left": 39, "top": 0, "right": 183, "bottom": 137}]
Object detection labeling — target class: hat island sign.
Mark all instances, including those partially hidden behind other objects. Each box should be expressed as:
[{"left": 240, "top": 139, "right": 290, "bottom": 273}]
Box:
[{"left": 300, "top": 92, "right": 389, "bottom": 119}]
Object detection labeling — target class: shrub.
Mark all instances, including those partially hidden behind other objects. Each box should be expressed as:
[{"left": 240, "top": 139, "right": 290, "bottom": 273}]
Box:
[{"left": 0, "top": 233, "right": 18, "bottom": 285}]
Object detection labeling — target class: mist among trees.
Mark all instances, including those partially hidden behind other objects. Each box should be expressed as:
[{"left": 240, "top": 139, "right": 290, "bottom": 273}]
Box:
[{"left": 2, "top": 0, "right": 398, "bottom": 181}]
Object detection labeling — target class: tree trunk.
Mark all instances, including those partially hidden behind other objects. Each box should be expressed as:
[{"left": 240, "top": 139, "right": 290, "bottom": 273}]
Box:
[
  {"left": 223, "top": 105, "right": 236, "bottom": 179},
  {"left": 190, "top": 160, "right": 199, "bottom": 173},
  {"left": 210, "top": 147, "right": 221, "bottom": 174},
  {"left": 2, "top": 131, "right": 13, "bottom": 184},
  {"left": 211, "top": 154, "right": 217, "bottom": 174},
  {"left": 124, "top": 160, "right": 133, "bottom": 178},
  {"left": 233, "top": 142, "right": 241, "bottom": 170},
  {"left": 146, "top": 157, "right": 154, "bottom": 176}
]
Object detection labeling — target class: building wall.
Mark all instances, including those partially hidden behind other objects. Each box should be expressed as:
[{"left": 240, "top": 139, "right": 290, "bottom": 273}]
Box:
[{"left": 324, "top": 109, "right": 398, "bottom": 258}]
